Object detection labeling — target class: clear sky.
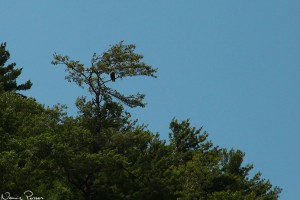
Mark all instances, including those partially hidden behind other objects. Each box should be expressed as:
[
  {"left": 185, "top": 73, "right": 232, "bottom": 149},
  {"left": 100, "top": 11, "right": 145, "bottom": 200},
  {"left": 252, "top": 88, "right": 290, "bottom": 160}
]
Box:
[{"left": 1, "top": 1, "right": 300, "bottom": 199}]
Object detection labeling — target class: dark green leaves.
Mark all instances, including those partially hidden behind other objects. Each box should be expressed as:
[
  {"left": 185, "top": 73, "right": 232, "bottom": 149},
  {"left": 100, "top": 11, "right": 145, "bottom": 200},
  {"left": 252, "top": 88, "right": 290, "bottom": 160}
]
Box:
[{"left": 0, "top": 43, "right": 32, "bottom": 94}]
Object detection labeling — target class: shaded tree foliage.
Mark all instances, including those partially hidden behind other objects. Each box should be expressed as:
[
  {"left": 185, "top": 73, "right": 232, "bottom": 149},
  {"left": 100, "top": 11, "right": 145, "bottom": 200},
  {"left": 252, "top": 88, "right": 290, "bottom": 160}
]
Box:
[{"left": 0, "top": 42, "right": 282, "bottom": 200}]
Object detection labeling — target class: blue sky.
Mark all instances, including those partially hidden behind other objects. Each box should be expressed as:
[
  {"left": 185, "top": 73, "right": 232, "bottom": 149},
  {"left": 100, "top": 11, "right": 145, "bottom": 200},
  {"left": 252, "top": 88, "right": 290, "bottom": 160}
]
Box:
[{"left": 1, "top": 1, "right": 300, "bottom": 199}]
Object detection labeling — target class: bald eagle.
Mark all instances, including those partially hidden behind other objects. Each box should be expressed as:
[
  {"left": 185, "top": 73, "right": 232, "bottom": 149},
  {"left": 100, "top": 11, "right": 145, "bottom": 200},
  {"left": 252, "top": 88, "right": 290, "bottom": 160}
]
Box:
[{"left": 110, "top": 72, "right": 116, "bottom": 82}]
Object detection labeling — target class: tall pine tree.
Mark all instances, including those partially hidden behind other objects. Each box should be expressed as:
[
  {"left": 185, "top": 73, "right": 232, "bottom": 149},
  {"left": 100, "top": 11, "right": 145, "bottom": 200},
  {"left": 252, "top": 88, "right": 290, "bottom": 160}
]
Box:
[{"left": 0, "top": 43, "right": 32, "bottom": 93}]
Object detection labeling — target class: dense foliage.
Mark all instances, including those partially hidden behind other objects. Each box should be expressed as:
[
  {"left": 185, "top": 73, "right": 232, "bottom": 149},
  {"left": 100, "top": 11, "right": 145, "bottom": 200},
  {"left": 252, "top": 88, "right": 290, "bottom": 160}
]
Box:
[{"left": 0, "top": 42, "right": 282, "bottom": 199}]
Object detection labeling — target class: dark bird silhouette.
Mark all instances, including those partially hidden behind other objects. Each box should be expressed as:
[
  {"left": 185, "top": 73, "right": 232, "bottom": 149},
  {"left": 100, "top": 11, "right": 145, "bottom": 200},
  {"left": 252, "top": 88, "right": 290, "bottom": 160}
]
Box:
[{"left": 110, "top": 72, "right": 116, "bottom": 82}]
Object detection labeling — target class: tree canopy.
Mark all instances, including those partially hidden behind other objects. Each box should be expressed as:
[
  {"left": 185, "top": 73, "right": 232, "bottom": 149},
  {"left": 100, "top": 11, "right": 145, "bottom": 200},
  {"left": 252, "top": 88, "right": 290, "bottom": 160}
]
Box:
[
  {"left": 0, "top": 41, "right": 282, "bottom": 200},
  {"left": 0, "top": 43, "right": 32, "bottom": 94}
]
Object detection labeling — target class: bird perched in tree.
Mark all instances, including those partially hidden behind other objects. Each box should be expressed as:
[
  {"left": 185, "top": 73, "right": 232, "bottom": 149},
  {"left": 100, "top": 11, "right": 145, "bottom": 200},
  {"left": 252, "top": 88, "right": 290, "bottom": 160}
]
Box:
[{"left": 110, "top": 72, "right": 116, "bottom": 82}]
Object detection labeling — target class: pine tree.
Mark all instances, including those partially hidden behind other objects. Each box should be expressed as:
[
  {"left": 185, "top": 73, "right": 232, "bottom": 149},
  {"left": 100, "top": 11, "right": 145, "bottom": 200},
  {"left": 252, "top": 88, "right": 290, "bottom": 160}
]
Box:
[
  {"left": 0, "top": 43, "right": 32, "bottom": 93},
  {"left": 52, "top": 41, "right": 157, "bottom": 133}
]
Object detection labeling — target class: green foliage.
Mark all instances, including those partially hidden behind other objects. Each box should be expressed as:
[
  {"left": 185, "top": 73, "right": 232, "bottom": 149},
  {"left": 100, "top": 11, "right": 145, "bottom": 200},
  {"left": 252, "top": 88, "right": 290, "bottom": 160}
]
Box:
[
  {"left": 0, "top": 42, "right": 282, "bottom": 199},
  {"left": 0, "top": 92, "right": 282, "bottom": 200},
  {"left": 0, "top": 93, "right": 68, "bottom": 198},
  {"left": 0, "top": 43, "right": 32, "bottom": 94},
  {"left": 52, "top": 41, "right": 157, "bottom": 109}
]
